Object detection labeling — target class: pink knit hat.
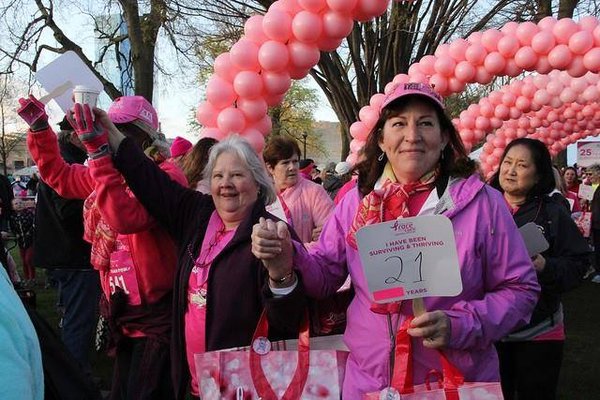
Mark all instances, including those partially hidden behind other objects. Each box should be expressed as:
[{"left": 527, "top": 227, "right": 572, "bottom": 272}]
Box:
[
  {"left": 108, "top": 96, "right": 159, "bottom": 131},
  {"left": 170, "top": 136, "right": 192, "bottom": 158}
]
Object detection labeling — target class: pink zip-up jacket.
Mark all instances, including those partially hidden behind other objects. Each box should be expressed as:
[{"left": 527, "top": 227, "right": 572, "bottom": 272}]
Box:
[
  {"left": 27, "top": 128, "right": 187, "bottom": 306},
  {"left": 294, "top": 175, "right": 540, "bottom": 399},
  {"left": 279, "top": 177, "right": 334, "bottom": 246}
]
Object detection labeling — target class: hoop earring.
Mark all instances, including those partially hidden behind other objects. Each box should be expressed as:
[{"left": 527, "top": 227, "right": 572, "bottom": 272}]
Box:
[{"left": 378, "top": 152, "right": 385, "bottom": 162}]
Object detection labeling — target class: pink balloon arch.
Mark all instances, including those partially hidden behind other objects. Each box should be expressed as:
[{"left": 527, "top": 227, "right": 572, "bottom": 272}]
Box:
[
  {"left": 196, "top": 0, "right": 392, "bottom": 152},
  {"left": 349, "top": 15, "right": 600, "bottom": 170}
]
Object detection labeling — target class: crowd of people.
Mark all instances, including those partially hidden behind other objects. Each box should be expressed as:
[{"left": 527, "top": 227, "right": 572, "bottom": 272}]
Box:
[{"left": 0, "top": 81, "right": 594, "bottom": 400}]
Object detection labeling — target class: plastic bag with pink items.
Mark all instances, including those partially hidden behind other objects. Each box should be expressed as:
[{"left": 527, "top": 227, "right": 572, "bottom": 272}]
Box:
[
  {"left": 195, "top": 311, "right": 348, "bottom": 400},
  {"left": 572, "top": 211, "right": 592, "bottom": 238},
  {"left": 364, "top": 317, "right": 503, "bottom": 400}
]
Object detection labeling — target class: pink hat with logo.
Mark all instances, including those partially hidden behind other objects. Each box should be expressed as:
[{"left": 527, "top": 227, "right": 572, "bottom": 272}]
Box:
[
  {"left": 380, "top": 82, "right": 445, "bottom": 111},
  {"left": 108, "top": 96, "right": 159, "bottom": 131},
  {"left": 170, "top": 136, "right": 192, "bottom": 158}
]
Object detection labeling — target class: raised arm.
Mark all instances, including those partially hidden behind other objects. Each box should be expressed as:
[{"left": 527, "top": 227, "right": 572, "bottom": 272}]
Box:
[{"left": 19, "top": 96, "right": 94, "bottom": 199}]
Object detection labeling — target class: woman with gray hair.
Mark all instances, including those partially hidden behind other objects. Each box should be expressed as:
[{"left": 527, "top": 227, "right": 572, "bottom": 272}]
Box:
[{"left": 70, "top": 104, "right": 306, "bottom": 400}]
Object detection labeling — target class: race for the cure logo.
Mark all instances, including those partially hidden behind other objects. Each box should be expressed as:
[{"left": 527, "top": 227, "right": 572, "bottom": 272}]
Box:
[{"left": 390, "top": 220, "right": 415, "bottom": 234}]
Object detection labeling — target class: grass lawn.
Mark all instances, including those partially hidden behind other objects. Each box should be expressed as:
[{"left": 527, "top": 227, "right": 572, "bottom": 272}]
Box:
[{"left": 10, "top": 248, "right": 600, "bottom": 398}]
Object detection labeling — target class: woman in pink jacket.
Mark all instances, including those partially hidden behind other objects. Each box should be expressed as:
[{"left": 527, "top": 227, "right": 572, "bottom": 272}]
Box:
[
  {"left": 252, "top": 83, "right": 540, "bottom": 398},
  {"left": 263, "top": 136, "right": 334, "bottom": 246},
  {"left": 18, "top": 95, "right": 187, "bottom": 400}
]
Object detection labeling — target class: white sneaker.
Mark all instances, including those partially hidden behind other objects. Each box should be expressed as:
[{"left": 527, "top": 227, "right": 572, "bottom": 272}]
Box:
[{"left": 591, "top": 275, "right": 600, "bottom": 284}]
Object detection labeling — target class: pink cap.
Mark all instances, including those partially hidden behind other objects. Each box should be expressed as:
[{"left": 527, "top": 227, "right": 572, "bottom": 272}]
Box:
[
  {"left": 170, "top": 136, "right": 192, "bottom": 158},
  {"left": 380, "top": 82, "right": 445, "bottom": 111},
  {"left": 108, "top": 96, "right": 159, "bottom": 131}
]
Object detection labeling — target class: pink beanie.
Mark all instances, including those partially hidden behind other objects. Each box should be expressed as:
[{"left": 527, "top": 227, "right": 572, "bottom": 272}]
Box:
[{"left": 170, "top": 136, "right": 192, "bottom": 158}]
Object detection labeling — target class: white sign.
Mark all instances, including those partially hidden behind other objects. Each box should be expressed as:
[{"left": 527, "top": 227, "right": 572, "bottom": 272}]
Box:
[
  {"left": 578, "top": 184, "right": 596, "bottom": 201},
  {"left": 35, "top": 51, "right": 104, "bottom": 114},
  {"left": 577, "top": 141, "right": 600, "bottom": 167},
  {"left": 355, "top": 215, "right": 462, "bottom": 304}
]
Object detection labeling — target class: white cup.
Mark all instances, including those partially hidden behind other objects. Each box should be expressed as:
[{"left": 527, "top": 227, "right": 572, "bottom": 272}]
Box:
[{"left": 72, "top": 85, "right": 100, "bottom": 108}]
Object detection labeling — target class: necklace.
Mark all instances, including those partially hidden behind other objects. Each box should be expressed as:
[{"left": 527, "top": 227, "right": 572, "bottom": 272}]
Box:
[{"left": 187, "top": 222, "right": 228, "bottom": 269}]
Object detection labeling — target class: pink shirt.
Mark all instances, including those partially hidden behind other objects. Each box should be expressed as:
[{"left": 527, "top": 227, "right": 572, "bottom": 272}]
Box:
[{"left": 185, "top": 211, "right": 236, "bottom": 396}]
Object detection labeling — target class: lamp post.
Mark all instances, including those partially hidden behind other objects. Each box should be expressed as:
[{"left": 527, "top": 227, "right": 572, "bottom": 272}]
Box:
[{"left": 302, "top": 132, "right": 308, "bottom": 160}]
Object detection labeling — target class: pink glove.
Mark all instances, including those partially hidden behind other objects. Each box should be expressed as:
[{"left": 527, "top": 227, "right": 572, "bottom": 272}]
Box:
[
  {"left": 17, "top": 95, "right": 49, "bottom": 131},
  {"left": 67, "top": 103, "right": 109, "bottom": 159}
]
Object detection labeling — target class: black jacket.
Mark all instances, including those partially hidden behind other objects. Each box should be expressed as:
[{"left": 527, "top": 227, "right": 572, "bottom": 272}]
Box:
[
  {"left": 114, "top": 138, "right": 306, "bottom": 399},
  {"left": 512, "top": 196, "right": 590, "bottom": 331},
  {"left": 32, "top": 142, "right": 91, "bottom": 269}
]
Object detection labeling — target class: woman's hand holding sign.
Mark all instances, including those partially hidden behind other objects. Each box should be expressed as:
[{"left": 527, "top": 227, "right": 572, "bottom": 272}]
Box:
[{"left": 407, "top": 310, "right": 451, "bottom": 349}]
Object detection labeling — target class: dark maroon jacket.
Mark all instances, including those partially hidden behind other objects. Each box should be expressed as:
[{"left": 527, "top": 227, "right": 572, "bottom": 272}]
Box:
[{"left": 114, "top": 138, "right": 306, "bottom": 399}]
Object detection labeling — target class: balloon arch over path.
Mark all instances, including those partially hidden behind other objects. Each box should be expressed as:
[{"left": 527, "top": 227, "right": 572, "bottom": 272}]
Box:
[{"left": 195, "top": 0, "right": 600, "bottom": 177}]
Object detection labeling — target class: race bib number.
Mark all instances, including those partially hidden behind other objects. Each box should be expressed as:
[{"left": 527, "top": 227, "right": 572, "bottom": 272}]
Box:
[{"left": 108, "top": 250, "right": 142, "bottom": 305}]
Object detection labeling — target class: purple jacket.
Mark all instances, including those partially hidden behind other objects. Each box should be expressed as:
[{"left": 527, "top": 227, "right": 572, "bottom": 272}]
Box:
[{"left": 294, "top": 175, "right": 540, "bottom": 399}]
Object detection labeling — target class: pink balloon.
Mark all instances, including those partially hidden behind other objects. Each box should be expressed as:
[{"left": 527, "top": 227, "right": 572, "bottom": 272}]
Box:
[
  {"left": 265, "top": 92, "right": 286, "bottom": 106},
  {"left": 206, "top": 76, "right": 237, "bottom": 109},
  {"left": 230, "top": 39, "right": 260, "bottom": 72},
  {"left": 359, "top": 106, "right": 378, "bottom": 128},
  {"left": 553, "top": 18, "right": 580, "bottom": 45},
  {"left": 214, "top": 53, "right": 238, "bottom": 82},
  {"left": 481, "top": 29, "right": 503, "bottom": 52},
  {"left": 288, "top": 41, "right": 321, "bottom": 69},
  {"left": 317, "top": 36, "right": 343, "bottom": 51},
  {"left": 593, "top": 25, "right": 600, "bottom": 46},
  {"left": 200, "top": 127, "right": 225, "bottom": 140},
  {"left": 583, "top": 86, "right": 600, "bottom": 102},
  {"left": 434, "top": 56, "right": 456, "bottom": 77},
  {"left": 392, "top": 74, "right": 410, "bottom": 85},
  {"left": 241, "top": 128, "right": 265, "bottom": 152},
  {"left": 298, "top": 0, "right": 326, "bottom": 12},
  {"left": 353, "top": 0, "right": 389, "bottom": 21},
  {"left": 326, "top": 0, "right": 358, "bottom": 13},
  {"left": 233, "top": 71, "right": 264, "bottom": 99},
  {"left": 253, "top": 115, "right": 273, "bottom": 136},
  {"left": 515, "top": 96, "right": 531, "bottom": 111},
  {"left": 497, "top": 35, "right": 519, "bottom": 58},
  {"left": 217, "top": 107, "right": 246, "bottom": 134},
  {"left": 407, "top": 72, "right": 428, "bottom": 84},
  {"left": 502, "top": 92, "right": 516, "bottom": 106},
  {"left": 418, "top": 55, "right": 437, "bottom": 75},
  {"left": 475, "top": 116, "right": 490, "bottom": 130},
  {"left": 490, "top": 117, "right": 503, "bottom": 129},
  {"left": 516, "top": 22, "right": 539, "bottom": 46},
  {"left": 568, "top": 56, "right": 587, "bottom": 78},
  {"left": 533, "top": 89, "right": 551, "bottom": 106},
  {"left": 569, "top": 30, "right": 594, "bottom": 55},
  {"left": 531, "top": 30, "right": 556, "bottom": 55},
  {"left": 237, "top": 98, "right": 268, "bottom": 122},
  {"left": 434, "top": 43, "right": 450, "bottom": 58},
  {"left": 449, "top": 39, "right": 469, "bottom": 62},
  {"left": 350, "top": 121, "right": 370, "bottom": 141},
  {"left": 530, "top": 117, "right": 542, "bottom": 128},
  {"left": 514, "top": 46, "right": 538, "bottom": 70},
  {"left": 262, "top": 71, "right": 292, "bottom": 95},
  {"left": 480, "top": 101, "right": 494, "bottom": 118},
  {"left": 546, "top": 81, "right": 563, "bottom": 96},
  {"left": 502, "top": 60, "right": 520, "bottom": 77},
  {"left": 467, "top": 31, "right": 483, "bottom": 44},
  {"left": 501, "top": 22, "right": 519, "bottom": 35},
  {"left": 322, "top": 11, "right": 354, "bottom": 39},
  {"left": 448, "top": 77, "right": 466, "bottom": 94},
  {"left": 535, "top": 56, "right": 553, "bottom": 74},
  {"left": 429, "top": 74, "right": 448, "bottom": 95},
  {"left": 465, "top": 43, "right": 487, "bottom": 65},
  {"left": 263, "top": 10, "right": 293, "bottom": 42},
  {"left": 270, "top": 0, "right": 302, "bottom": 14},
  {"left": 547, "top": 44, "right": 573, "bottom": 69},
  {"left": 538, "top": 16, "right": 557, "bottom": 31},
  {"left": 475, "top": 66, "right": 493, "bottom": 84},
  {"left": 196, "top": 101, "right": 220, "bottom": 127},
  {"left": 460, "top": 113, "right": 475, "bottom": 129},
  {"left": 244, "top": 15, "right": 269, "bottom": 44},
  {"left": 483, "top": 52, "right": 506, "bottom": 75},
  {"left": 454, "top": 61, "right": 476, "bottom": 82},
  {"left": 369, "top": 93, "right": 386, "bottom": 110},
  {"left": 346, "top": 153, "right": 358, "bottom": 165},
  {"left": 494, "top": 104, "right": 510, "bottom": 119},
  {"left": 570, "top": 77, "right": 588, "bottom": 93},
  {"left": 292, "top": 11, "right": 323, "bottom": 43},
  {"left": 258, "top": 41, "right": 290, "bottom": 72},
  {"left": 460, "top": 129, "right": 475, "bottom": 143}
]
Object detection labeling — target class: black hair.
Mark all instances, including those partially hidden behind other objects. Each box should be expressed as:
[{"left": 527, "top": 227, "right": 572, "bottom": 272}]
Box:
[{"left": 488, "top": 138, "right": 555, "bottom": 198}]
